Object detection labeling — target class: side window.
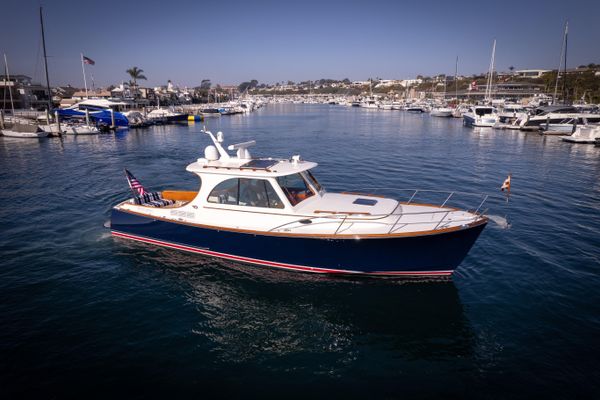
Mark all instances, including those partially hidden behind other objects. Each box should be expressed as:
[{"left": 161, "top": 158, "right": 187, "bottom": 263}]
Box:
[
  {"left": 264, "top": 180, "right": 284, "bottom": 209},
  {"left": 207, "top": 178, "right": 238, "bottom": 204},
  {"left": 239, "top": 179, "right": 268, "bottom": 207},
  {"left": 208, "top": 178, "right": 284, "bottom": 209}
]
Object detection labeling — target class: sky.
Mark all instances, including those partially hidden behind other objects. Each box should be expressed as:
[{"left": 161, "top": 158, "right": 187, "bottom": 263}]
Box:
[{"left": 1, "top": 0, "right": 599, "bottom": 88}]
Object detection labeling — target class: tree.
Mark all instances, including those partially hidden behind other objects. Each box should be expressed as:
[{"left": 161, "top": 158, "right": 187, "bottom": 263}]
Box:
[
  {"left": 509, "top": 66, "right": 515, "bottom": 73},
  {"left": 125, "top": 67, "right": 147, "bottom": 98},
  {"left": 200, "top": 79, "right": 211, "bottom": 90}
]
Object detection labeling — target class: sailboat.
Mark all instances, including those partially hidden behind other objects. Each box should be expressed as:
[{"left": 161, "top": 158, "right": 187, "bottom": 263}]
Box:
[
  {"left": 0, "top": 54, "right": 49, "bottom": 138},
  {"left": 431, "top": 75, "right": 453, "bottom": 117},
  {"left": 462, "top": 40, "right": 499, "bottom": 127}
]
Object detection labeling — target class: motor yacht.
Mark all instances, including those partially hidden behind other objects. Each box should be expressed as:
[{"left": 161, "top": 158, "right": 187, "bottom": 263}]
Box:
[
  {"left": 110, "top": 130, "right": 488, "bottom": 277},
  {"left": 430, "top": 107, "right": 453, "bottom": 117},
  {"left": 462, "top": 106, "right": 499, "bottom": 127},
  {"left": 516, "top": 105, "right": 600, "bottom": 132},
  {"left": 59, "top": 98, "right": 130, "bottom": 128}
]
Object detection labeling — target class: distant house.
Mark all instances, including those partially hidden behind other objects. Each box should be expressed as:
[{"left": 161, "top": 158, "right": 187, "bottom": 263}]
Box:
[
  {"left": 0, "top": 74, "right": 51, "bottom": 110},
  {"left": 72, "top": 90, "right": 111, "bottom": 100},
  {"left": 515, "top": 69, "right": 551, "bottom": 78}
]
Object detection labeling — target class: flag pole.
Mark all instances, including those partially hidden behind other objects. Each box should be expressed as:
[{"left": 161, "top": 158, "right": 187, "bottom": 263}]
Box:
[{"left": 81, "top": 53, "right": 88, "bottom": 98}]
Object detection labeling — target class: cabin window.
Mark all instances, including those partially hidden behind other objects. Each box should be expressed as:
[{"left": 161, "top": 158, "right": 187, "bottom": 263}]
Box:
[
  {"left": 207, "top": 178, "right": 284, "bottom": 209},
  {"left": 207, "top": 178, "right": 238, "bottom": 205},
  {"left": 276, "top": 173, "right": 315, "bottom": 206}
]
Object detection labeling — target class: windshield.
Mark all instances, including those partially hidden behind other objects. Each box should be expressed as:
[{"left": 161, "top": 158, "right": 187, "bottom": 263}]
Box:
[
  {"left": 276, "top": 173, "right": 315, "bottom": 206},
  {"left": 305, "top": 170, "right": 323, "bottom": 193}
]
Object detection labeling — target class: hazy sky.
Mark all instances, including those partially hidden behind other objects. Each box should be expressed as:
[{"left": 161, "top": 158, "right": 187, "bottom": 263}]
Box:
[{"left": 2, "top": 0, "right": 599, "bottom": 88}]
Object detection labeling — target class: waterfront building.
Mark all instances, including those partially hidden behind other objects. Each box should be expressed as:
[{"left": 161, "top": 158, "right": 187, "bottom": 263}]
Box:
[
  {"left": 0, "top": 74, "right": 50, "bottom": 110},
  {"left": 515, "top": 69, "right": 551, "bottom": 78}
]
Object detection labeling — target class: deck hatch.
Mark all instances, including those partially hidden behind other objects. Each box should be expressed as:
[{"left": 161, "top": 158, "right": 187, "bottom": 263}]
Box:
[
  {"left": 353, "top": 198, "right": 378, "bottom": 206},
  {"left": 240, "top": 159, "right": 279, "bottom": 170}
]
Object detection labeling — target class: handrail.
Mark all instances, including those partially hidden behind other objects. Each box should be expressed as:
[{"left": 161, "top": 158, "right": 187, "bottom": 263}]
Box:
[{"left": 267, "top": 187, "right": 490, "bottom": 235}]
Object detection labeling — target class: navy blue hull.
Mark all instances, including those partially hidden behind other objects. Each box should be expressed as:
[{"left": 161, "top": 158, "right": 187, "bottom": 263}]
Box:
[{"left": 110, "top": 209, "right": 487, "bottom": 276}]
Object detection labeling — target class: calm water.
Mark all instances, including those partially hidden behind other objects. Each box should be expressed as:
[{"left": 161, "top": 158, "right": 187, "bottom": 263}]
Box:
[{"left": 1, "top": 104, "right": 599, "bottom": 398}]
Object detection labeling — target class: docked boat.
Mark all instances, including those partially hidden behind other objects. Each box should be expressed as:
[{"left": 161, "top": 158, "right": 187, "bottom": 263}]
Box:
[
  {"left": 462, "top": 106, "right": 499, "bottom": 127},
  {"left": 406, "top": 105, "right": 427, "bottom": 113},
  {"left": 560, "top": 124, "right": 600, "bottom": 143},
  {"left": 146, "top": 107, "right": 188, "bottom": 123},
  {"left": 40, "top": 122, "right": 100, "bottom": 135},
  {"left": 109, "top": 130, "right": 488, "bottom": 277},
  {"left": 59, "top": 99, "right": 130, "bottom": 128},
  {"left": 516, "top": 105, "right": 600, "bottom": 132},
  {"left": 497, "top": 104, "right": 528, "bottom": 124},
  {"left": 1, "top": 121, "right": 49, "bottom": 138},
  {"left": 430, "top": 107, "right": 453, "bottom": 117}
]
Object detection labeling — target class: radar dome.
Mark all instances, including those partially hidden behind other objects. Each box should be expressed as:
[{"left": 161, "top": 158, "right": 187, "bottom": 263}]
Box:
[{"left": 204, "top": 145, "right": 219, "bottom": 161}]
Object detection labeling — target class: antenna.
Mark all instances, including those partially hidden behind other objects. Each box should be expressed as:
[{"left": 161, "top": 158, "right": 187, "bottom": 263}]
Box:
[
  {"left": 228, "top": 140, "right": 256, "bottom": 159},
  {"left": 201, "top": 127, "right": 230, "bottom": 159}
]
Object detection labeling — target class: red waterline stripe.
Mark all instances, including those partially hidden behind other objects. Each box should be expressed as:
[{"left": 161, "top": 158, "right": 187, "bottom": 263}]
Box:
[{"left": 111, "top": 231, "right": 453, "bottom": 276}]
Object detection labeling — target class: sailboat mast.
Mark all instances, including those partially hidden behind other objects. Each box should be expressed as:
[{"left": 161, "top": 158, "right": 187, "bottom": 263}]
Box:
[
  {"left": 562, "top": 21, "right": 569, "bottom": 104},
  {"left": 553, "top": 21, "right": 567, "bottom": 105},
  {"left": 455, "top": 56, "right": 458, "bottom": 102},
  {"left": 485, "top": 40, "right": 496, "bottom": 103},
  {"left": 4, "top": 54, "right": 15, "bottom": 115},
  {"left": 40, "top": 7, "right": 52, "bottom": 111}
]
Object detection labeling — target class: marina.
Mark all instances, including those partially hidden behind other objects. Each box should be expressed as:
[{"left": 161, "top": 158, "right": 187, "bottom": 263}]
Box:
[
  {"left": 2, "top": 103, "right": 599, "bottom": 397},
  {"left": 2, "top": 0, "right": 600, "bottom": 397}
]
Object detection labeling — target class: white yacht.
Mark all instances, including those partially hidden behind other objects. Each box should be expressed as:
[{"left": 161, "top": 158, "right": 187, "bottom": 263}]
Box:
[
  {"left": 462, "top": 106, "right": 499, "bottom": 127},
  {"left": 516, "top": 105, "right": 600, "bottom": 132},
  {"left": 430, "top": 107, "right": 453, "bottom": 117},
  {"left": 109, "top": 130, "right": 488, "bottom": 277}
]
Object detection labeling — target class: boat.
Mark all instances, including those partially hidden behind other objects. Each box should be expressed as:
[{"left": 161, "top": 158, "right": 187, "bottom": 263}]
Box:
[
  {"left": 497, "top": 104, "right": 528, "bottom": 124},
  {"left": 516, "top": 105, "right": 600, "bottom": 132},
  {"left": 560, "top": 124, "right": 600, "bottom": 143},
  {"left": 198, "top": 108, "right": 222, "bottom": 118},
  {"left": 40, "top": 121, "right": 100, "bottom": 135},
  {"left": 406, "top": 105, "right": 427, "bottom": 113},
  {"left": 462, "top": 106, "right": 499, "bottom": 127},
  {"left": 109, "top": 130, "right": 488, "bottom": 277},
  {"left": 1, "top": 120, "right": 49, "bottom": 138},
  {"left": 1, "top": 54, "right": 48, "bottom": 138},
  {"left": 59, "top": 99, "right": 130, "bottom": 128},
  {"left": 452, "top": 104, "right": 469, "bottom": 118},
  {"left": 145, "top": 107, "right": 188, "bottom": 123},
  {"left": 430, "top": 107, "right": 453, "bottom": 117}
]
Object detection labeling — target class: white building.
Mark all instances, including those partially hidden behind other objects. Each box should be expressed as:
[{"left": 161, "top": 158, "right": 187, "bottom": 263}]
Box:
[{"left": 515, "top": 69, "right": 551, "bottom": 78}]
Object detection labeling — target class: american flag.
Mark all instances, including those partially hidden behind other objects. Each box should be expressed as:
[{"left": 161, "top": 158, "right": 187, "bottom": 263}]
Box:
[
  {"left": 124, "top": 169, "right": 145, "bottom": 196},
  {"left": 83, "top": 56, "right": 95, "bottom": 65}
]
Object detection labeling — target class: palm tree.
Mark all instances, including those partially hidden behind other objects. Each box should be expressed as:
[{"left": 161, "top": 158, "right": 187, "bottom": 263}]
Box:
[{"left": 126, "top": 67, "right": 147, "bottom": 98}]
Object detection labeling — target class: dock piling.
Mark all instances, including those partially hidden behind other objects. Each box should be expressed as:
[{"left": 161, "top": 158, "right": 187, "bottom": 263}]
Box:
[
  {"left": 110, "top": 109, "right": 115, "bottom": 129},
  {"left": 55, "top": 110, "right": 61, "bottom": 135}
]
